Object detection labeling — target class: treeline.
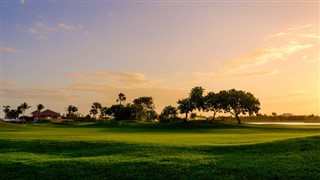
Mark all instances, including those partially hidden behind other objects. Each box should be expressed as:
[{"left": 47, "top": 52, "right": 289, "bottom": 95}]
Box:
[
  {"left": 63, "top": 96, "right": 157, "bottom": 122},
  {"left": 2, "top": 87, "right": 261, "bottom": 124},
  {"left": 62, "top": 87, "right": 260, "bottom": 124},
  {"left": 2, "top": 103, "right": 31, "bottom": 119}
]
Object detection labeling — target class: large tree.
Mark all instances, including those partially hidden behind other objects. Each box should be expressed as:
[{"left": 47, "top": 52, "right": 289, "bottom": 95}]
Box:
[
  {"left": 204, "top": 92, "right": 223, "bottom": 120},
  {"left": 133, "top": 96, "right": 155, "bottom": 121},
  {"left": 177, "top": 98, "right": 194, "bottom": 122},
  {"left": 116, "top": 93, "right": 126, "bottom": 105},
  {"left": 160, "top": 105, "right": 178, "bottom": 122},
  {"left": 220, "top": 89, "right": 260, "bottom": 124},
  {"left": 19, "top": 102, "right": 31, "bottom": 116},
  {"left": 90, "top": 102, "right": 102, "bottom": 119},
  {"left": 189, "top": 86, "right": 205, "bottom": 111},
  {"left": 107, "top": 104, "right": 136, "bottom": 120}
]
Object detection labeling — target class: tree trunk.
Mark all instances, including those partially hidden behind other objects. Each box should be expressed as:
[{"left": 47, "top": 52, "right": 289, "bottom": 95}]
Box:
[
  {"left": 184, "top": 112, "right": 188, "bottom": 123},
  {"left": 235, "top": 114, "right": 241, "bottom": 124},
  {"left": 212, "top": 111, "right": 217, "bottom": 121}
]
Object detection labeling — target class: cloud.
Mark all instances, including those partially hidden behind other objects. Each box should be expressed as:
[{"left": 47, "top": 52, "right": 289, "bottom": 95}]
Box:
[
  {"left": 1, "top": 80, "right": 75, "bottom": 101},
  {"left": 192, "top": 70, "right": 278, "bottom": 81},
  {"left": 0, "top": 46, "right": 18, "bottom": 52},
  {"left": 29, "top": 28, "right": 38, "bottom": 34},
  {"left": 58, "top": 23, "right": 77, "bottom": 30},
  {"left": 220, "top": 25, "right": 317, "bottom": 70},
  {"left": 221, "top": 42, "right": 313, "bottom": 70},
  {"left": 66, "top": 71, "right": 152, "bottom": 89},
  {"left": 265, "top": 89, "right": 316, "bottom": 101},
  {"left": 289, "top": 24, "right": 313, "bottom": 31},
  {"left": 20, "top": 0, "right": 26, "bottom": 5},
  {"left": 28, "top": 21, "right": 89, "bottom": 40},
  {"left": 34, "top": 22, "right": 46, "bottom": 27}
]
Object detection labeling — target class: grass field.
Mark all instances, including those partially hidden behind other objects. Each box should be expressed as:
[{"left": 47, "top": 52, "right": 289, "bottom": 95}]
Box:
[{"left": 0, "top": 120, "right": 319, "bottom": 179}]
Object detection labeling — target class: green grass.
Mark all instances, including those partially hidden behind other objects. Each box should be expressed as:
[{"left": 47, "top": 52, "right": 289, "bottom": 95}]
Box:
[{"left": 0, "top": 120, "right": 319, "bottom": 179}]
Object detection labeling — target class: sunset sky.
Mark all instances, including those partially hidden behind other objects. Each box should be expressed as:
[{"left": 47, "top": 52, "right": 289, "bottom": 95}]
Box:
[{"left": 1, "top": 0, "right": 319, "bottom": 117}]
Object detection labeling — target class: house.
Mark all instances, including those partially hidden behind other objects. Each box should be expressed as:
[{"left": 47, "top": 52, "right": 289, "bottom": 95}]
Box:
[{"left": 31, "top": 109, "right": 61, "bottom": 120}]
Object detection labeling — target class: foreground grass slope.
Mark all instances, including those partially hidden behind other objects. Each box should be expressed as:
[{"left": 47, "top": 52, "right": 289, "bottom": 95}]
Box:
[{"left": 0, "top": 121, "right": 319, "bottom": 179}]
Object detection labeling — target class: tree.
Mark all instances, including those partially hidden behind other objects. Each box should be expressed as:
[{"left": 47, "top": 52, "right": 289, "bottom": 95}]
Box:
[
  {"left": 90, "top": 102, "right": 102, "bottom": 119},
  {"left": 7, "top": 109, "right": 21, "bottom": 119},
  {"left": 116, "top": 93, "right": 126, "bottom": 105},
  {"left": 3, "top": 106, "right": 22, "bottom": 119},
  {"left": 37, "top": 104, "right": 45, "bottom": 112},
  {"left": 133, "top": 96, "right": 155, "bottom": 121},
  {"left": 19, "top": 102, "right": 31, "bottom": 116},
  {"left": 107, "top": 104, "right": 136, "bottom": 120},
  {"left": 3, "top": 105, "right": 10, "bottom": 118},
  {"left": 204, "top": 92, "right": 223, "bottom": 120},
  {"left": 220, "top": 89, "right": 260, "bottom": 124},
  {"left": 159, "top": 105, "right": 178, "bottom": 122},
  {"left": 66, "top": 105, "right": 78, "bottom": 119},
  {"left": 100, "top": 106, "right": 110, "bottom": 119},
  {"left": 177, "top": 98, "right": 193, "bottom": 122},
  {"left": 189, "top": 86, "right": 205, "bottom": 111}
]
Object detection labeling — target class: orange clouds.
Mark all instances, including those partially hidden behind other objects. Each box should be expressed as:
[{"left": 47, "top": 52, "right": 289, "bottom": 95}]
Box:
[
  {"left": 221, "top": 24, "right": 318, "bottom": 71},
  {"left": 66, "top": 71, "right": 152, "bottom": 89},
  {"left": 0, "top": 46, "right": 18, "bottom": 52},
  {"left": 28, "top": 21, "right": 88, "bottom": 40},
  {"left": 1, "top": 80, "right": 75, "bottom": 101}
]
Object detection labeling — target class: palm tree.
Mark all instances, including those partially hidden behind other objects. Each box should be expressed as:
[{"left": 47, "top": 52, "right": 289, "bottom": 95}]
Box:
[
  {"left": 3, "top": 105, "right": 10, "bottom": 118},
  {"left": 90, "top": 102, "right": 102, "bottom": 119},
  {"left": 19, "top": 102, "right": 31, "bottom": 116},
  {"left": 37, "top": 104, "right": 45, "bottom": 112},
  {"left": 116, "top": 93, "right": 126, "bottom": 105}
]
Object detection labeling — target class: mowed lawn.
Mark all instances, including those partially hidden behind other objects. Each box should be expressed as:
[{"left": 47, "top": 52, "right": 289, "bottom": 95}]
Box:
[{"left": 0, "top": 120, "right": 319, "bottom": 179}]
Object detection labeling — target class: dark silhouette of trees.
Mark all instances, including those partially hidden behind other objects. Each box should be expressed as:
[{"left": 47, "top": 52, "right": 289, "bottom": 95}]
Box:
[
  {"left": 220, "top": 89, "right": 260, "bottom": 124},
  {"left": 204, "top": 92, "right": 223, "bottom": 120},
  {"left": 3, "top": 105, "right": 10, "bottom": 118},
  {"left": 159, "top": 105, "right": 178, "bottom": 122},
  {"left": 66, "top": 105, "right": 78, "bottom": 119},
  {"left": 189, "top": 86, "right": 205, "bottom": 111},
  {"left": 177, "top": 98, "right": 193, "bottom": 122},
  {"left": 116, "top": 93, "right": 126, "bottom": 105},
  {"left": 90, "top": 102, "right": 102, "bottom": 119},
  {"left": 133, "top": 96, "right": 156, "bottom": 121},
  {"left": 37, "top": 104, "right": 45, "bottom": 112},
  {"left": 107, "top": 104, "right": 136, "bottom": 120},
  {"left": 177, "top": 87, "right": 261, "bottom": 124},
  {"left": 19, "top": 102, "right": 31, "bottom": 116},
  {"left": 2, "top": 105, "right": 22, "bottom": 119}
]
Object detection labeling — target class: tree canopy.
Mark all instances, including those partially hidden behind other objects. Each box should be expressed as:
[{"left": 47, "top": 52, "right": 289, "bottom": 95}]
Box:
[
  {"left": 204, "top": 92, "right": 223, "bottom": 120},
  {"left": 177, "top": 98, "right": 194, "bottom": 122},
  {"left": 159, "top": 105, "right": 178, "bottom": 122},
  {"left": 189, "top": 86, "right": 205, "bottom": 111},
  {"left": 133, "top": 96, "right": 156, "bottom": 121},
  {"left": 116, "top": 93, "right": 126, "bottom": 105},
  {"left": 220, "top": 89, "right": 260, "bottom": 124}
]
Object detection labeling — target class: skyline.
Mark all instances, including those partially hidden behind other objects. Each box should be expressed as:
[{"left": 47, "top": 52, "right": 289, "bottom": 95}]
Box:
[{"left": 1, "top": 1, "right": 319, "bottom": 116}]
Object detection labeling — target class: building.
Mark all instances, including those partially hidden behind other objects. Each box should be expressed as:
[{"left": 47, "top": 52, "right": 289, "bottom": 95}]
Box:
[
  {"left": 281, "top": 113, "right": 293, "bottom": 117},
  {"left": 31, "top": 109, "right": 61, "bottom": 120}
]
